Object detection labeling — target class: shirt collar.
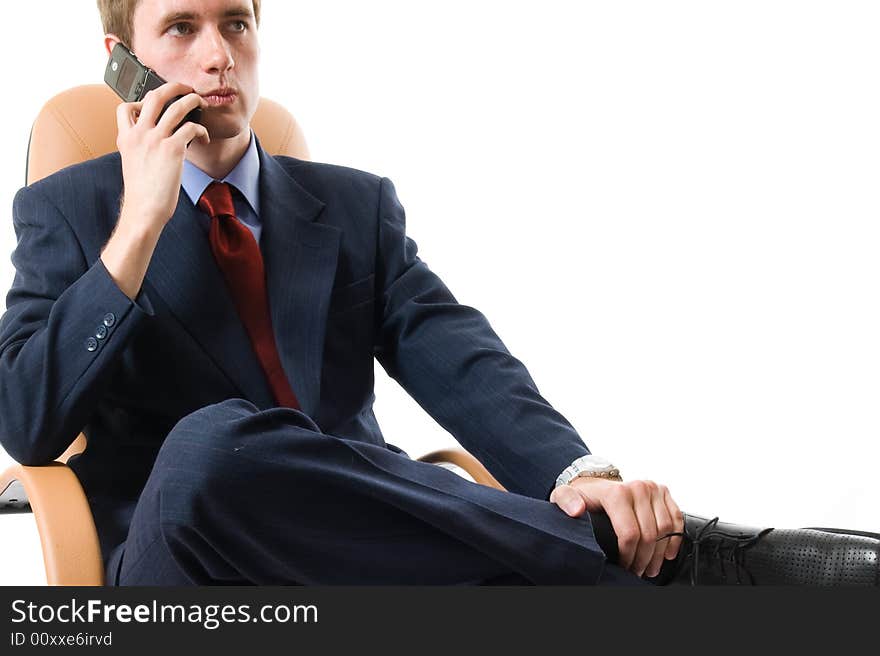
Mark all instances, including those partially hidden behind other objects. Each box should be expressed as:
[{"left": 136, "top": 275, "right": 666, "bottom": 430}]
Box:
[{"left": 181, "top": 129, "right": 261, "bottom": 217}]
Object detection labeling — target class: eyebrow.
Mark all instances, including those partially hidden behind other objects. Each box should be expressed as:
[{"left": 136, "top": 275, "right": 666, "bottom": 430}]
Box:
[{"left": 159, "top": 6, "right": 254, "bottom": 27}]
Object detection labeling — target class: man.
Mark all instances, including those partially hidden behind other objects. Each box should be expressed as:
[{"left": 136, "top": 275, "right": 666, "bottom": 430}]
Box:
[{"left": 0, "top": 0, "right": 876, "bottom": 585}]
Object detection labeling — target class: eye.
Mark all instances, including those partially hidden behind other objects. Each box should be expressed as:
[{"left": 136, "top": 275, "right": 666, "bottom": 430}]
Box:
[
  {"left": 167, "top": 22, "right": 193, "bottom": 36},
  {"left": 228, "top": 20, "right": 248, "bottom": 32}
]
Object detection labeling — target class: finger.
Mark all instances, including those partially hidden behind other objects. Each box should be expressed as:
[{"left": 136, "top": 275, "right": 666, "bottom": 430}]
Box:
[
  {"left": 171, "top": 122, "right": 211, "bottom": 150},
  {"left": 549, "top": 484, "right": 586, "bottom": 517},
  {"left": 156, "top": 92, "right": 207, "bottom": 138},
  {"left": 661, "top": 486, "right": 685, "bottom": 561},
  {"left": 115, "top": 100, "right": 143, "bottom": 134},
  {"left": 599, "top": 487, "right": 640, "bottom": 570},
  {"left": 138, "top": 82, "right": 196, "bottom": 127},
  {"left": 645, "top": 490, "right": 674, "bottom": 578},
  {"left": 628, "top": 482, "right": 659, "bottom": 577}
]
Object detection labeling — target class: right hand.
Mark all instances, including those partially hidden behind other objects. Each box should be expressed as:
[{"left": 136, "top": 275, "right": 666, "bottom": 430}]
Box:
[
  {"left": 551, "top": 476, "right": 684, "bottom": 578},
  {"left": 115, "top": 82, "right": 210, "bottom": 234}
]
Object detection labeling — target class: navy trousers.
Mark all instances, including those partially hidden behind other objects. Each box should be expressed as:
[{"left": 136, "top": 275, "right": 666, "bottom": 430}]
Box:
[{"left": 105, "top": 399, "right": 648, "bottom": 586}]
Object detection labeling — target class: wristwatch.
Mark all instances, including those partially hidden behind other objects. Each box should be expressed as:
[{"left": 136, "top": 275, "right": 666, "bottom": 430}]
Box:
[{"left": 554, "top": 455, "right": 622, "bottom": 488}]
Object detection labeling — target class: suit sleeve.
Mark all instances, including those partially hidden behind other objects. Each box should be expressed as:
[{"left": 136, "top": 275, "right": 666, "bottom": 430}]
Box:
[
  {"left": 0, "top": 184, "right": 155, "bottom": 465},
  {"left": 373, "top": 176, "right": 590, "bottom": 500}
]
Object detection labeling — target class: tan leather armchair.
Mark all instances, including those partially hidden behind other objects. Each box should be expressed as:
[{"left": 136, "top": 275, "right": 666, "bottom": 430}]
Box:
[{"left": 0, "top": 84, "right": 505, "bottom": 586}]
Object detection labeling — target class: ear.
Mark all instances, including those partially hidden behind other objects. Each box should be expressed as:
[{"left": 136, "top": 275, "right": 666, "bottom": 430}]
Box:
[{"left": 104, "top": 34, "right": 124, "bottom": 57}]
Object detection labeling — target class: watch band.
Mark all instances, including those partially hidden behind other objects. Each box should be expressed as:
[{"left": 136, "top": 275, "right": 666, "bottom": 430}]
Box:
[{"left": 555, "top": 454, "right": 622, "bottom": 488}]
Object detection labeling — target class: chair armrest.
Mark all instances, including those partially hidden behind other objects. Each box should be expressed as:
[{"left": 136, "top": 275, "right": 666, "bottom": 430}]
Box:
[
  {"left": 417, "top": 448, "right": 507, "bottom": 491},
  {"left": 0, "top": 462, "right": 104, "bottom": 586}
]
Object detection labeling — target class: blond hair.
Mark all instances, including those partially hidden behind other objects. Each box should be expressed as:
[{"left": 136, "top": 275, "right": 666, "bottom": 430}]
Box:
[{"left": 96, "top": 0, "right": 262, "bottom": 48}]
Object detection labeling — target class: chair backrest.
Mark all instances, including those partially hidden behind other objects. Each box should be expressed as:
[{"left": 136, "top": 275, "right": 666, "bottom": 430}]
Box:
[
  {"left": 27, "top": 84, "right": 310, "bottom": 185},
  {"left": 26, "top": 84, "right": 310, "bottom": 462}
]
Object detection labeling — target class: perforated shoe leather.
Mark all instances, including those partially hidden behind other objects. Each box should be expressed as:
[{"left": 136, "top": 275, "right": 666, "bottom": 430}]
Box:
[{"left": 649, "top": 513, "right": 880, "bottom": 586}]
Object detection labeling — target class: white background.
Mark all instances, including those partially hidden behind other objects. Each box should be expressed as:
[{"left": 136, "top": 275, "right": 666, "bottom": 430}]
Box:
[{"left": 1, "top": 1, "right": 878, "bottom": 585}]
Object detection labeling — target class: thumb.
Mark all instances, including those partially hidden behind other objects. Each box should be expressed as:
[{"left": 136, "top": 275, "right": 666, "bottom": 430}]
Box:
[{"left": 550, "top": 484, "right": 587, "bottom": 517}]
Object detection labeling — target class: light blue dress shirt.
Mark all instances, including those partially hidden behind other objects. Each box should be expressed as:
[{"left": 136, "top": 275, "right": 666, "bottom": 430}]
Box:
[{"left": 181, "top": 130, "right": 262, "bottom": 245}]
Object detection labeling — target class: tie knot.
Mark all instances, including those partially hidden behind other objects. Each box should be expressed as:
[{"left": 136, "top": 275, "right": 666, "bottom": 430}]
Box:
[{"left": 198, "top": 181, "right": 236, "bottom": 219}]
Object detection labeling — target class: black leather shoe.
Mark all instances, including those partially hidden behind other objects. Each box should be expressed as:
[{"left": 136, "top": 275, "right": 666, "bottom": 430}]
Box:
[{"left": 647, "top": 513, "right": 880, "bottom": 586}]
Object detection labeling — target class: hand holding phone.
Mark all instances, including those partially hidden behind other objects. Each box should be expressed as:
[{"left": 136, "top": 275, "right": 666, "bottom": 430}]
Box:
[
  {"left": 104, "top": 43, "right": 203, "bottom": 131},
  {"left": 99, "top": 45, "right": 212, "bottom": 304},
  {"left": 102, "top": 43, "right": 209, "bottom": 238}
]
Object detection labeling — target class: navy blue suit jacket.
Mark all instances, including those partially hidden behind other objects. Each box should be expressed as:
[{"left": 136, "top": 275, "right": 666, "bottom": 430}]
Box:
[{"left": 0, "top": 141, "right": 591, "bottom": 564}]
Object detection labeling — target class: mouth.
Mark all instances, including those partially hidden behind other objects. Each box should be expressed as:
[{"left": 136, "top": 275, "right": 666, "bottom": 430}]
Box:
[{"left": 201, "top": 89, "right": 238, "bottom": 107}]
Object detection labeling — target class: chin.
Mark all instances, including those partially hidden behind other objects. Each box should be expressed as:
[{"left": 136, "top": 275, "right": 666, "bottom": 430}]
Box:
[{"left": 203, "top": 119, "right": 249, "bottom": 142}]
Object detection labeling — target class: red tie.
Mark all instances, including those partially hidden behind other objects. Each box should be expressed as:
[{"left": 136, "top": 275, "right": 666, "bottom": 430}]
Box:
[{"left": 197, "top": 181, "right": 301, "bottom": 410}]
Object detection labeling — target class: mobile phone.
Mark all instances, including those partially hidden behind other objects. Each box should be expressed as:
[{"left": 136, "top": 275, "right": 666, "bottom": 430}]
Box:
[{"left": 104, "top": 43, "right": 203, "bottom": 130}]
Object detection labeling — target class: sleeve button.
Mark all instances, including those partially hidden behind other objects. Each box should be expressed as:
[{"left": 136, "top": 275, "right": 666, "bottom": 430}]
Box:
[
  {"left": 103, "top": 312, "right": 116, "bottom": 327},
  {"left": 95, "top": 325, "right": 108, "bottom": 340},
  {"left": 85, "top": 337, "right": 99, "bottom": 352}
]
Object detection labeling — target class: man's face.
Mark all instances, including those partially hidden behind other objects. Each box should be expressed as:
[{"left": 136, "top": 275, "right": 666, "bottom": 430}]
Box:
[{"left": 126, "top": 0, "right": 260, "bottom": 141}]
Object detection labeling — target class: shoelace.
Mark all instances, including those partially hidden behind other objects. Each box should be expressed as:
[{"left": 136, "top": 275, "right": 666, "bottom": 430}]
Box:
[{"left": 658, "top": 517, "right": 774, "bottom": 585}]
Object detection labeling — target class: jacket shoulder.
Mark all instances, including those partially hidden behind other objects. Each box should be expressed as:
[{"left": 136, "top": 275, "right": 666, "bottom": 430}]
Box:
[
  {"left": 24, "top": 152, "right": 122, "bottom": 202},
  {"left": 272, "top": 156, "right": 385, "bottom": 205},
  {"left": 15, "top": 153, "right": 123, "bottom": 258}
]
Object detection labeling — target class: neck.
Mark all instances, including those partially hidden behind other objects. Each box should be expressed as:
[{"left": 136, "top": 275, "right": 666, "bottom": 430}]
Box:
[{"left": 185, "top": 128, "right": 251, "bottom": 180}]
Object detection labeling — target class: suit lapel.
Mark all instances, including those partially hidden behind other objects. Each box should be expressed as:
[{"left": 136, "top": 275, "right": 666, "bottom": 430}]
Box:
[
  {"left": 258, "top": 147, "right": 341, "bottom": 417},
  {"left": 142, "top": 141, "right": 341, "bottom": 417},
  {"left": 143, "top": 191, "right": 277, "bottom": 410}
]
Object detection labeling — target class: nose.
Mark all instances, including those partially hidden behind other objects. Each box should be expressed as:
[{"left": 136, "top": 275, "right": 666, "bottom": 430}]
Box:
[{"left": 199, "top": 26, "right": 235, "bottom": 74}]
